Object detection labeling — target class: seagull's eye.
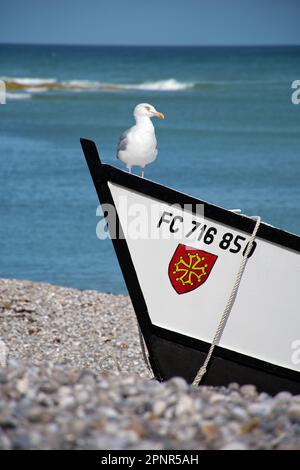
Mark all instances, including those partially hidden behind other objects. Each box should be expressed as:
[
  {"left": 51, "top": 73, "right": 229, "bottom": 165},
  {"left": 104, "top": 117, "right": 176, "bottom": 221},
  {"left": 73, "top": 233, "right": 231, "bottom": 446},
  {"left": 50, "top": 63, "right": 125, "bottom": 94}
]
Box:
[{"left": 145, "top": 106, "right": 151, "bottom": 111}]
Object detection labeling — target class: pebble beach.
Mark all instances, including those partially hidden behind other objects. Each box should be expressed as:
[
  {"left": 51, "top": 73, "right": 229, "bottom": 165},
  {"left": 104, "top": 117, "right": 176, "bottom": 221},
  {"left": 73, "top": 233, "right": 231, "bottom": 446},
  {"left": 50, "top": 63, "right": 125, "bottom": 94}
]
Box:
[{"left": 0, "top": 278, "right": 300, "bottom": 450}]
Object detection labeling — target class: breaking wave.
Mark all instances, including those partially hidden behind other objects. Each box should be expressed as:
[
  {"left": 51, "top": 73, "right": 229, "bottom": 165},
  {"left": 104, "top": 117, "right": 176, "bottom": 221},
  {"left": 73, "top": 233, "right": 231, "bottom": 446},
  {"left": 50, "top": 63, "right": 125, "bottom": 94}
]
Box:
[
  {"left": 6, "top": 92, "right": 32, "bottom": 100},
  {"left": 2, "top": 77, "right": 274, "bottom": 99},
  {"left": 122, "top": 79, "right": 194, "bottom": 91},
  {"left": 2, "top": 77, "right": 195, "bottom": 93},
  {"left": 6, "top": 78, "right": 57, "bottom": 86}
]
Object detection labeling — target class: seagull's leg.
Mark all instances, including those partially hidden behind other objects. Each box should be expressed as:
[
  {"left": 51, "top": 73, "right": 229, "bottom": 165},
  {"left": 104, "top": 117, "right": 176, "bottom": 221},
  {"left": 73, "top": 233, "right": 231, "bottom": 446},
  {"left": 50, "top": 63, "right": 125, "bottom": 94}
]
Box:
[
  {"left": 127, "top": 166, "right": 132, "bottom": 174},
  {"left": 141, "top": 167, "right": 145, "bottom": 178}
]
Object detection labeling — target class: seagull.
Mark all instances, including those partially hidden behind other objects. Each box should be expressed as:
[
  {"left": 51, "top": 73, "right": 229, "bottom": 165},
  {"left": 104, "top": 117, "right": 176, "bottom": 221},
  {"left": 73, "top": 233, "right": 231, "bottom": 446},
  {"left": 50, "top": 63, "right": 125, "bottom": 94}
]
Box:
[{"left": 117, "top": 103, "right": 164, "bottom": 178}]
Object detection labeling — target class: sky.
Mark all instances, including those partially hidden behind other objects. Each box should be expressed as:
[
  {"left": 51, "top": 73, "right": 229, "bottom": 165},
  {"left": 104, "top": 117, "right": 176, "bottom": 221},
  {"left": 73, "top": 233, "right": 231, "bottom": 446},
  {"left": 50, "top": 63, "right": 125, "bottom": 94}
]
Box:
[{"left": 1, "top": 0, "right": 300, "bottom": 46}]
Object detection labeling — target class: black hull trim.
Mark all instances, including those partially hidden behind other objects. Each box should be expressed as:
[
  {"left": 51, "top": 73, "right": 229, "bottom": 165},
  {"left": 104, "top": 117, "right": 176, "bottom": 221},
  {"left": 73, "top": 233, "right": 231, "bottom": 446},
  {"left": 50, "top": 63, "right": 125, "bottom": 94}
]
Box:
[{"left": 149, "top": 326, "right": 300, "bottom": 395}]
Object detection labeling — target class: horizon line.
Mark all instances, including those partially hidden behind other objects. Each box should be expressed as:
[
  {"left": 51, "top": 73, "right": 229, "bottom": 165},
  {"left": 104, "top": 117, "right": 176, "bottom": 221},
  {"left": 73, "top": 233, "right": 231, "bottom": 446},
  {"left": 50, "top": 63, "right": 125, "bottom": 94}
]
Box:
[{"left": 1, "top": 42, "right": 300, "bottom": 48}]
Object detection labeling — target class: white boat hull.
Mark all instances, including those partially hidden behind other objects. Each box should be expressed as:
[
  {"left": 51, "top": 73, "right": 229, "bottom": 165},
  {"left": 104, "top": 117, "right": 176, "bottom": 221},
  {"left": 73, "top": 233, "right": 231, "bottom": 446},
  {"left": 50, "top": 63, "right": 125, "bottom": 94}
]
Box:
[{"left": 81, "top": 138, "right": 300, "bottom": 394}]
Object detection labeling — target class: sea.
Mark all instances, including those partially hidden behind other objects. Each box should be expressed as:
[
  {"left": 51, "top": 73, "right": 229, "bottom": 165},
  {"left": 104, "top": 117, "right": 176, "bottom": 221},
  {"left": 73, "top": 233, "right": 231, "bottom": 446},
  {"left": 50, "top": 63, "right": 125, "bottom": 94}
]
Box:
[{"left": 1, "top": 44, "right": 299, "bottom": 293}]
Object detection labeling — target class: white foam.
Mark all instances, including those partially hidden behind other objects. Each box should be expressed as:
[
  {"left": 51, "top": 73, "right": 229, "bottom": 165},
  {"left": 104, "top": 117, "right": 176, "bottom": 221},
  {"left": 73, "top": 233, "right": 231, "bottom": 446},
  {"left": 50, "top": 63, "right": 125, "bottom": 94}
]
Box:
[
  {"left": 25, "top": 87, "right": 49, "bottom": 93},
  {"left": 5, "top": 77, "right": 57, "bottom": 86},
  {"left": 6, "top": 92, "right": 32, "bottom": 100},
  {"left": 63, "top": 80, "right": 100, "bottom": 89},
  {"left": 62, "top": 79, "right": 194, "bottom": 91},
  {"left": 129, "top": 79, "right": 194, "bottom": 91},
  {"left": 2, "top": 76, "right": 194, "bottom": 93}
]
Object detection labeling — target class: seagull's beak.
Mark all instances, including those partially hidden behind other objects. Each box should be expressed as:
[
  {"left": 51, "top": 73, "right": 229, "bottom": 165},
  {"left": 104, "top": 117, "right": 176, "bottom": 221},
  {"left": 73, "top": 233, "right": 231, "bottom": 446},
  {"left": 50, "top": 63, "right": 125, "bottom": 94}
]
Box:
[{"left": 155, "top": 111, "right": 165, "bottom": 119}]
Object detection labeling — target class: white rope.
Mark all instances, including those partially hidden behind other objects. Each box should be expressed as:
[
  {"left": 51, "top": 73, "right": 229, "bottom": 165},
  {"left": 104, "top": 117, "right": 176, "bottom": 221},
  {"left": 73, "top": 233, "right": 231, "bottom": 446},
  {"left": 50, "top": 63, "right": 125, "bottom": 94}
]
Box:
[{"left": 192, "top": 216, "right": 261, "bottom": 386}]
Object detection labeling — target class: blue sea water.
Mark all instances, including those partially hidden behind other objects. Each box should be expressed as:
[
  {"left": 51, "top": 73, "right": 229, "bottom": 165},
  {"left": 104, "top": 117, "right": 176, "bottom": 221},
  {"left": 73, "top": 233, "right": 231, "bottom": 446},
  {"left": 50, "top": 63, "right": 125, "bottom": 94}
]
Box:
[{"left": 0, "top": 45, "right": 300, "bottom": 293}]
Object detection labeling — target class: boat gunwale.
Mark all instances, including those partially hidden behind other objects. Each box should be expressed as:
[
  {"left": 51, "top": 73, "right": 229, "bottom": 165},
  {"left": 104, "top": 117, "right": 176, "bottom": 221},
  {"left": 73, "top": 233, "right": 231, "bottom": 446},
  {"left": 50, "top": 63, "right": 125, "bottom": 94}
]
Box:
[{"left": 103, "top": 163, "right": 300, "bottom": 254}]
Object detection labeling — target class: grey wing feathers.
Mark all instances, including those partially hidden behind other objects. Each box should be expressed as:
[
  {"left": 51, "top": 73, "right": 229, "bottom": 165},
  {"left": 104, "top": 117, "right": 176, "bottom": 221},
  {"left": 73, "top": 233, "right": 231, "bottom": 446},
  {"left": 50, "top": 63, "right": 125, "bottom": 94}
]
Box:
[{"left": 117, "top": 129, "right": 130, "bottom": 158}]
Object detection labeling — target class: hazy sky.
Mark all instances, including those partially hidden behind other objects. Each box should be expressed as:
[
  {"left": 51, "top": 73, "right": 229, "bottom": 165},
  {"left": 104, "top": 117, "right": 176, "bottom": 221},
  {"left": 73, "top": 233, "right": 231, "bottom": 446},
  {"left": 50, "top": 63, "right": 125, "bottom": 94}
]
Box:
[{"left": 1, "top": 0, "right": 300, "bottom": 46}]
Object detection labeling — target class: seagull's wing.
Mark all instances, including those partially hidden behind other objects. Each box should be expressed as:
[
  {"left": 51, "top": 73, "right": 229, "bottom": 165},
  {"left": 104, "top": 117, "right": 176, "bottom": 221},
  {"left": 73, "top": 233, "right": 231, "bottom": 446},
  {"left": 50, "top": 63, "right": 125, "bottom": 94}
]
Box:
[{"left": 117, "top": 128, "right": 130, "bottom": 159}]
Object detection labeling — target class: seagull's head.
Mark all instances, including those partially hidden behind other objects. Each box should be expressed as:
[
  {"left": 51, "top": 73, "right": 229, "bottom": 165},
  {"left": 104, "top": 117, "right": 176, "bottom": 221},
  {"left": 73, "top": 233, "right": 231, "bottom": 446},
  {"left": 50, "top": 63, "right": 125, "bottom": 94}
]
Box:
[{"left": 134, "top": 103, "right": 164, "bottom": 120}]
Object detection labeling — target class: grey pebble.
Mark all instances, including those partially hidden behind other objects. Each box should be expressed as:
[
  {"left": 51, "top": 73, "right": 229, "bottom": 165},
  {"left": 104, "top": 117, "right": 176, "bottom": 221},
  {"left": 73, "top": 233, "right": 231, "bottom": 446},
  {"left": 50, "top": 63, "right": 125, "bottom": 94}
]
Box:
[
  {"left": 231, "top": 406, "right": 248, "bottom": 421},
  {"left": 175, "top": 395, "right": 194, "bottom": 416},
  {"left": 248, "top": 403, "right": 272, "bottom": 417},
  {"left": 152, "top": 400, "right": 167, "bottom": 416},
  {"left": 240, "top": 384, "right": 257, "bottom": 398},
  {"left": 221, "top": 441, "right": 248, "bottom": 450},
  {"left": 288, "top": 405, "right": 300, "bottom": 422}
]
